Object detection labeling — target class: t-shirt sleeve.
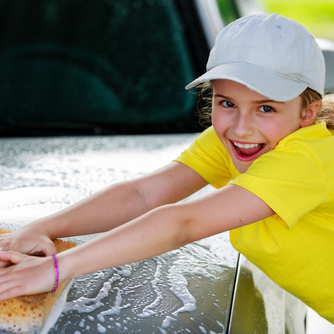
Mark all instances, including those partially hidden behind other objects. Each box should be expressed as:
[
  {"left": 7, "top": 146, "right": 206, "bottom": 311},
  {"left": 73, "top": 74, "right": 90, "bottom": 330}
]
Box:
[
  {"left": 175, "top": 127, "right": 238, "bottom": 188},
  {"left": 231, "top": 142, "right": 329, "bottom": 229}
]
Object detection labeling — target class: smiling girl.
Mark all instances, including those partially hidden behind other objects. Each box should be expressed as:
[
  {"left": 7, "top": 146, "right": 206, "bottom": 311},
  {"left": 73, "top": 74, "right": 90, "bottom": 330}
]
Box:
[
  {"left": 0, "top": 13, "right": 334, "bottom": 324},
  {"left": 211, "top": 79, "right": 319, "bottom": 173}
]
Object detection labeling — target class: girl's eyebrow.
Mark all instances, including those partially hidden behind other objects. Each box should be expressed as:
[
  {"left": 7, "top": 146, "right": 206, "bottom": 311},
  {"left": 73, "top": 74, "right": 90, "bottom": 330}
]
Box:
[
  {"left": 256, "top": 99, "right": 284, "bottom": 105},
  {"left": 213, "top": 94, "right": 231, "bottom": 99},
  {"left": 213, "top": 94, "right": 284, "bottom": 105}
]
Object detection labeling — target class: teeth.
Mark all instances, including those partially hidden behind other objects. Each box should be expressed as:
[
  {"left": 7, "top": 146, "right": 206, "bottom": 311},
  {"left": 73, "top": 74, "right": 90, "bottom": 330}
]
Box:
[{"left": 234, "top": 142, "right": 259, "bottom": 149}]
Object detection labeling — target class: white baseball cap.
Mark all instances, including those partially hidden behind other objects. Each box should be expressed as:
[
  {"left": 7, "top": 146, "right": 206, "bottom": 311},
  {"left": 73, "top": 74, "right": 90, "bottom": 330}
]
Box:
[{"left": 186, "top": 13, "right": 325, "bottom": 102}]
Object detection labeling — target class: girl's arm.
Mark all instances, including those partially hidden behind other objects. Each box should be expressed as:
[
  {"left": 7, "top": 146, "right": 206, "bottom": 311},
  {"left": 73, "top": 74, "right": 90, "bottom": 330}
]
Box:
[
  {"left": 0, "top": 162, "right": 207, "bottom": 258},
  {"left": 60, "top": 184, "right": 274, "bottom": 277},
  {"left": 0, "top": 184, "right": 274, "bottom": 301},
  {"left": 34, "top": 161, "right": 208, "bottom": 239}
]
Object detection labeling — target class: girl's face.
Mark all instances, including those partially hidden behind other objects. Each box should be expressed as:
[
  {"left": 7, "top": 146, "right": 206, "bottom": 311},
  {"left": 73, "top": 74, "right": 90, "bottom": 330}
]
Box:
[{"left": 211, "top": 79, "right": 312, "bottom": 173}]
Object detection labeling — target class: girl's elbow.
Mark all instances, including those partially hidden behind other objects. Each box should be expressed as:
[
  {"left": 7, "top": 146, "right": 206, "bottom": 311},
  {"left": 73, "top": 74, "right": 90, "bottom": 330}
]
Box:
[
  {"left": 169, "top": 204, "right": 198, "bottom": 248},
  {"left": 152, "top": 203, "right": 201, "bottom": 251}
]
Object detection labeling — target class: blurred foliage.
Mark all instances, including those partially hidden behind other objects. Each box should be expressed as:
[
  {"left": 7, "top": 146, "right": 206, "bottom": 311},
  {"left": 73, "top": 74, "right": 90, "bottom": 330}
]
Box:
[
  {"left": 216, "top": 0, "right": 240, "bottom": 25},
  {"left": 217, "top": 0, "right": 334, "bottom": 41},
  {"left": 261, "top": 0, "right": 334, "bottom": 40}
]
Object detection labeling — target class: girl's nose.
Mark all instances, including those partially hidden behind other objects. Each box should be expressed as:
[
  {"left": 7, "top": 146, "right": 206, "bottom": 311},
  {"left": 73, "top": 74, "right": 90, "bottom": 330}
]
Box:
[{"left": 233, "top": 113, "right": 254, "bottom": 138}]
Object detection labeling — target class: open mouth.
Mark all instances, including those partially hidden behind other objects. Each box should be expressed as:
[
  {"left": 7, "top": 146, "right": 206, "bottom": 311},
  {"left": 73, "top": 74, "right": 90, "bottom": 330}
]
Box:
[{"left": 230, "top": 140, "right": 265, "bottom": 161}]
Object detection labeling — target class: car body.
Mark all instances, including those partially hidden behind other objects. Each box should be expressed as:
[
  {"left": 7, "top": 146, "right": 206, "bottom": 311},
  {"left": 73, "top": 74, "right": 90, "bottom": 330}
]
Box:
[{"left": 0, "top": 0, "right": 334, "bottom": 333}]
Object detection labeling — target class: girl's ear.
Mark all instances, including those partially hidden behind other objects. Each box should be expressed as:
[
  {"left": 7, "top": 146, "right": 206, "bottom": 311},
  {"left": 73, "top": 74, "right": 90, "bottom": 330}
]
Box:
[{"left": 300, "top": 100, "right": 321, "bottom": 128}]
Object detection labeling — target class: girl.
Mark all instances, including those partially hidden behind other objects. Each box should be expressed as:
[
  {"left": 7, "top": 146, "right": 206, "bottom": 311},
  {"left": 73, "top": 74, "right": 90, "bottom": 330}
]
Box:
[{"left": 0, "top": 13, "right": 334, "bottom": 323}]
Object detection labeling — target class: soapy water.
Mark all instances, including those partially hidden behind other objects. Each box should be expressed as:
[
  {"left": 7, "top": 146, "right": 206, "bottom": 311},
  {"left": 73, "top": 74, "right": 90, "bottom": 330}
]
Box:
[
  {"left": 50, "top": 233, "right": 237, "bottom": 334},
  {"left": 0, "top": 135, "right": 239, "bottom": 333}
]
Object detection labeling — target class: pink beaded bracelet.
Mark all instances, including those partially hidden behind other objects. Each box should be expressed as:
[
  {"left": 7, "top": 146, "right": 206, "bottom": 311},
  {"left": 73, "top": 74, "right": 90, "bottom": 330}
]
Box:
[{"left": 52, "top": 253, "right": 59, "bottom": 296}]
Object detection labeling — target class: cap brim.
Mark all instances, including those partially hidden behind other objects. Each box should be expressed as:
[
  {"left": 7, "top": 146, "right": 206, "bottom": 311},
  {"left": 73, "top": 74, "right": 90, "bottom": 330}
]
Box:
[{"left": 185, "top": 62, "right": 308, "bottom": 102}]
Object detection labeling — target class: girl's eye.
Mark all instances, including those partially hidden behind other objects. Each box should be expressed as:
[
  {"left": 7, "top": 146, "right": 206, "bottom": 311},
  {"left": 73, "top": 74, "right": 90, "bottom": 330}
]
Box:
[
  {"left": 259, "top": 105, "right": 274, "bottom": 113},
  {"left": 221, "top": 100, "right": 235, "bottom": 108}
]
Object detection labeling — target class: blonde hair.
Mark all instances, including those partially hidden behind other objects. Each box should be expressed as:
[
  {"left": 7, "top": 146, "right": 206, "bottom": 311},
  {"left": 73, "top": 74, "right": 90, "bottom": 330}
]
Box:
[
  {"left": 197, "top": 83, "right": 334, "bottom": 130},
  {"left": 311, "top": 91, "right": 334, "bottom": 130}
]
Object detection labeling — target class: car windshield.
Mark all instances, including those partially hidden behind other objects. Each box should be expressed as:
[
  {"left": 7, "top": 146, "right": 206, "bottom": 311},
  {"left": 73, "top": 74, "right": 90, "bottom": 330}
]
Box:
[{"left": 0, "top": 0, "right": 204, "bottom": 135}]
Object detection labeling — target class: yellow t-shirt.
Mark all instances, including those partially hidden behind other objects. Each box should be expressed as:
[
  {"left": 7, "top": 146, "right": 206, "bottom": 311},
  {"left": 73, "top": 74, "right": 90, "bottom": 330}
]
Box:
[{"left": 175, "top": 122, "right": 334, "bottom": 323}]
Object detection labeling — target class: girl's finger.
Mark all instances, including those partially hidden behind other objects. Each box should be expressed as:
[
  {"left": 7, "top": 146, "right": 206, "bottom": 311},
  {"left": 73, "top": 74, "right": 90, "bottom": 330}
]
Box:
[
  {"left": 0, "top": 260, "right": 12, "bottom": 268},
  {"left": 0, "top": 251, "right": 26, "bottom": 265}
]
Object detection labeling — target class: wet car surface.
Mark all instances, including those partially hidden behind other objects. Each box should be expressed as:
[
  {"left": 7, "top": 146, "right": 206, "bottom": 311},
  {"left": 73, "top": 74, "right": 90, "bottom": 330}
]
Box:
[{"left": 0, "top": 134, "right": 239, "bottom": 333}]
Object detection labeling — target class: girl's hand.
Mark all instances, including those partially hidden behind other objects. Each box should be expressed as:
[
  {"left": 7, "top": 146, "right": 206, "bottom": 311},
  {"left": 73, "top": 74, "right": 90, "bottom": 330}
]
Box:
[
  {"left": 0, "top": 226, "right": 56, "bottom": 268},
  {"left": 0, "top": 252, "right": 55, "bottom": 302}
]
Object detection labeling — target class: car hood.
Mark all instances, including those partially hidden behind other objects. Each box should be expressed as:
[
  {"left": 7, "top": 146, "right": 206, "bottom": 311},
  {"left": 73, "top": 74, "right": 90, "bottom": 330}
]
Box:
[{"left": 0, "top": 134, "right": 238, "bottom": 333}]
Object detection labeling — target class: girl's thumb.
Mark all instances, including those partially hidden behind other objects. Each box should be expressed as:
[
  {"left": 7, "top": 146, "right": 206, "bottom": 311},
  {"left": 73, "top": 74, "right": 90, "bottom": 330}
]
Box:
[{"left": 42, "top": 242, "right": 57, "bottom": 257}]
